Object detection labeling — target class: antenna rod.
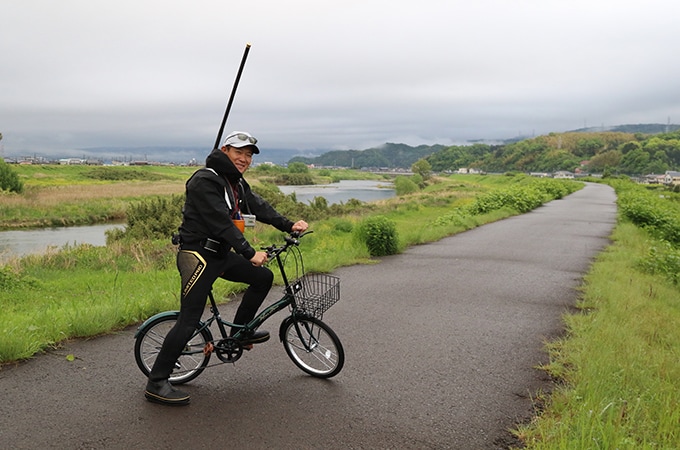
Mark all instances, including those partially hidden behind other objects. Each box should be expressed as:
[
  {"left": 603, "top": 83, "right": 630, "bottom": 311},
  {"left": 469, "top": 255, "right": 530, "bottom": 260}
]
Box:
[{"left": 213, "top": 43, "right": 251, "bottom": 149}]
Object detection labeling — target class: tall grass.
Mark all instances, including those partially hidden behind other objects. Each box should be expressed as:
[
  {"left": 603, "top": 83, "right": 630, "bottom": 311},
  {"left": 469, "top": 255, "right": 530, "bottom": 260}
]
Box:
[
  {"left": 516, "top": 180, "right": 680, "bottom": 449},
  {"left": 1, "top": 165, "right": 192, "bottom": 229},
  {"left": 0, "top": 182, "right": 187, "bottom": 229}
]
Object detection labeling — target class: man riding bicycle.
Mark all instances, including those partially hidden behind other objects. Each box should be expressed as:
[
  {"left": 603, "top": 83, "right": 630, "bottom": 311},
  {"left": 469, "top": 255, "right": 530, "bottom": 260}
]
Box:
[{"left": 144, "top": 131, "right": 308, "bottom": 406}]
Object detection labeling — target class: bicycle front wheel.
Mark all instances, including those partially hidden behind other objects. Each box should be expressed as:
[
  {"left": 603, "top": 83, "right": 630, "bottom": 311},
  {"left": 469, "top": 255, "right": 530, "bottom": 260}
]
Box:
[
  {"left": 282, "top": 316, "right": 344, "bottom": 378},
  {"left": 134, "top": 315, "right": 211, "bottom": 384}
]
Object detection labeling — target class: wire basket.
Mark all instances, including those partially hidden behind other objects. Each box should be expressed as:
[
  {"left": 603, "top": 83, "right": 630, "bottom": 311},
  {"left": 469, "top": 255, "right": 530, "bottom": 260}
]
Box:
[{"left": 289, "top": 273, "right": 340, "bottom": 319}]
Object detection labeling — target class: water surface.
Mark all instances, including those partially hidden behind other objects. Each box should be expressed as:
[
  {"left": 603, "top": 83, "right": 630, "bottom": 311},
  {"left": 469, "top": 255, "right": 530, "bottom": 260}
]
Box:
[
  {"left": 277, "top": 179, "right": 394, "bottom": 205},
  {"left": 0, "top": 180, "right": 394, "bottom": 261},
  {"left": 0, "top": 223, "right": 124, "bottom": 262}
]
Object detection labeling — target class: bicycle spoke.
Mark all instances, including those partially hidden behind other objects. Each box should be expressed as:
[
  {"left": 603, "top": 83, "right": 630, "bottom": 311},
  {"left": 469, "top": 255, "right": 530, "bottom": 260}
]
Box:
[
  {"left": 134, "top": 316, "right": 211, "bottom": 384},
  {"left": 282, "top": 317, "right": 344, "bottom": 378}
]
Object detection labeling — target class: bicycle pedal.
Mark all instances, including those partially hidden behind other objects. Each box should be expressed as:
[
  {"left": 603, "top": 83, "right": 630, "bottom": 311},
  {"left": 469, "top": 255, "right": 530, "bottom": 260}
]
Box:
[
  {"left": 243, "top": 344, "right": 253, "bottom": 351},
  {"left": 203, "top": 342, "right": 214, "bottom": 355}
]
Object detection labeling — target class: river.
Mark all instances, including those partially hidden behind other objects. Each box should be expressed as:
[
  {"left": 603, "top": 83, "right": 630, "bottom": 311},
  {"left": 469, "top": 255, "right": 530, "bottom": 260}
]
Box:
[
  {"left": 0, "top": 223, "right": 125, "bottom": 263},
  {"left": 0, "top": 180, "right": 394, "bottom": 261},
  {"left": 277, "top": 179, "right": 395, "bottom": 205}
]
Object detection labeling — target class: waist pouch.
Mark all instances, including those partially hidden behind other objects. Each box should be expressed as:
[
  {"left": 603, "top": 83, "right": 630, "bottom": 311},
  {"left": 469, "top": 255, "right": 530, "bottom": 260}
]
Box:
[{"left": 202, "top": 238, "right": 221, "bottom": 253}]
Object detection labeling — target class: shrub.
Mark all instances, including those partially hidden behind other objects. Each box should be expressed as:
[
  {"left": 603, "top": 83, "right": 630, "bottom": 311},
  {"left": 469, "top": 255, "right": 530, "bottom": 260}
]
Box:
[
  {"left": 618, "top": 187, "right": 680, "bottom": 246},
  {"left": 0, "top": 159, "right": 24, "bottom": 193},
  {"left": 411, "top": 173, "right": 425, "bottom": 189},
  {"left": 332, "top": 219, "right": 354, "bottom": 233},
  {"left": 355, "top": 215, "right": 399, "bottom": 257},
  {"left": 274, "top": 173, "right": 314, "bottom": 185},
  {"left": 394, "top": 175, "right": 418, "bottom": 195},
  {"left": 465, "top": 179, "right": 580, "bottom": 215},
  {"left": 287, "top": 162, "right": 309, "bottom": 174},
  {"left": 638, "top": 241, "right": 680, "bottom": 284},
  {"left": 0, "top": 265, "right": 38, "bottom": 291},
  {"left": 108, "top": 194, "right": 184, "bottom": 242},
  {"left": 84, "top": 167, "right": 166, "bottom": 181}
]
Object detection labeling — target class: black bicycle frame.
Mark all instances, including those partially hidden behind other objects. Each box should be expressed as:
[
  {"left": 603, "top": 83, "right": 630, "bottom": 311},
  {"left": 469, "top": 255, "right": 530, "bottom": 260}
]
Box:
[{"left": 185, "top": 234, "right": 315, "bottom": 355}]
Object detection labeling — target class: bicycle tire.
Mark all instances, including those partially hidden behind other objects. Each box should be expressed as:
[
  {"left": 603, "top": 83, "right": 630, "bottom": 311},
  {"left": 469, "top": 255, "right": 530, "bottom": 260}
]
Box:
[
  {"left": 281, "top": 316, "right": 344, "bottom": 378},
  {"left": 134, "top": 314, "right": 211, "bottom": 384}
]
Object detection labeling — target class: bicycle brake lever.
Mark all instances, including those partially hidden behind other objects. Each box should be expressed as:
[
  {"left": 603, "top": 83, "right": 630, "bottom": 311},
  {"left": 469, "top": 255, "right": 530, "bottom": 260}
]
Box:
[{"left": 284, "top": 236, "right": 299, "bottom": 246}]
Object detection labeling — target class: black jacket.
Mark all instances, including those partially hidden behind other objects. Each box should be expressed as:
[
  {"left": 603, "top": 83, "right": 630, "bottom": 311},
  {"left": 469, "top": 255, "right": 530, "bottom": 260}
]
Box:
[{"left": 178, "top": 149, "right": 294, "bottom": 259}]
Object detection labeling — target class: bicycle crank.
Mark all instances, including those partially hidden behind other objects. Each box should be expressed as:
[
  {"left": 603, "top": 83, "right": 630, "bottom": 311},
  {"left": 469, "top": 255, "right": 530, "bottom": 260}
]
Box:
[{"left": 215, "top": 338, "right": 244, "bottom": 363}]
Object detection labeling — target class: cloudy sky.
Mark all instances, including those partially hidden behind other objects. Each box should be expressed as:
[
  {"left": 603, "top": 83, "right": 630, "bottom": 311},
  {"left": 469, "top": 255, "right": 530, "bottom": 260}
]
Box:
[{"left": 2, "top": 0, "right": 679, "bottom": 160}]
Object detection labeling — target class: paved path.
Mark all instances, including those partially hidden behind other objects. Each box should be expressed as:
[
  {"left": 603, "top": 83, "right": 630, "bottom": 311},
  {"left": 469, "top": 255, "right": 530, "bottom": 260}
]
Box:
[{"left": 0, "top": 183, "right": 617, "bottom": 449}]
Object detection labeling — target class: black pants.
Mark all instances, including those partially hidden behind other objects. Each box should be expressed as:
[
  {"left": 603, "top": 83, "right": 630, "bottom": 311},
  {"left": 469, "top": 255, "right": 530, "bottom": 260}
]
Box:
[{"left": 148, "top": 247, "right": 273, "bottom": 382}]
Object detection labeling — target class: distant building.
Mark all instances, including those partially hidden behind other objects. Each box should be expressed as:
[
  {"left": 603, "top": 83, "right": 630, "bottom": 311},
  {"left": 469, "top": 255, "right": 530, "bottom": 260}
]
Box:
[
  {"left": 554, "top": 171, "right": 574, "bottom": 179},
  {"left": 664, "top": 171, "right": 680, "bottom": 186},
  {"left": 643, "top": 174, "right": 666, "bottom": 184},
  {"left": 59, "top": 158, "right": 85, "bottom": 165},
  {"left": 457, "top": 168, "right": 482, "bottom": 174}
]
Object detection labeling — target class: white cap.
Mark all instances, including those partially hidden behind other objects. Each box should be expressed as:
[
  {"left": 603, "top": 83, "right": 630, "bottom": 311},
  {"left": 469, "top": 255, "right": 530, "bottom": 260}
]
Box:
[{"left": 221, "top": 131, "right": 259, "bottom": 154}]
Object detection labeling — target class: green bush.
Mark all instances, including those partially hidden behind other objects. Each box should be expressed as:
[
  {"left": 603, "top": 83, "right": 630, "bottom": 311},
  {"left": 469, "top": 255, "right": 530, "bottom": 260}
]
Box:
[
  {"left": 0, "top": 265, "right": 38, "bottom": 291},
  {"left": 0, "top": 159, "right": 24, "bottom": 193},
  {"left": 332, "top": 218, "right": 354, "bottom": 233},
  {"left": 465, "top": 179, "right": 580, "bottom": 215},
  {"left": 394, "top": 175, "right": 419, "bottom": 195},
  {"left": 411, "top": 173, "right": 425, "bottom": 189},
  {"left": 83, "top": 167, "right": 166, "bottom": 181},
  {"left": 287, "top": 162, "right": 309, "bottom": 174},
  {"left": 107, "top": 194, "right": 184, "bottom": 242},
  {"left": 638, "top": 241, "right": 680, "bottom": 284},
  {"left": 274, "top": 173, "right": 314, "bottom": 185},
  {"left": 355, "top": 215, "right": 399, "bottom": 257},
  {"left": 618, "top": 186, "right": 680, "bottom": 246}
]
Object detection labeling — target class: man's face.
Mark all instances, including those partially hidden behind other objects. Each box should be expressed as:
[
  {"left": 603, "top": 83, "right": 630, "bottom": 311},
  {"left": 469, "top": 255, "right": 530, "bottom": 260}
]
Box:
[{"left": 222, "top": 146, "right": 254, "bottom": 174}]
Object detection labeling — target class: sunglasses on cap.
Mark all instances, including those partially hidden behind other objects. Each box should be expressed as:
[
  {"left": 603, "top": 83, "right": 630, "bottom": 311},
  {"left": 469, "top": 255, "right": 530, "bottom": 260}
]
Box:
[{"left": 226, "top": 133, "right": 257, "bottom": 145}]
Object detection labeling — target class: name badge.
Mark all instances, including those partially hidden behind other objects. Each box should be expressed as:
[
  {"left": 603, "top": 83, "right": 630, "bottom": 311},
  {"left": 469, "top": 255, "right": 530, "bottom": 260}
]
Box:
[{"left": 242, "top": 214, "right": 256, "bottom": 227}]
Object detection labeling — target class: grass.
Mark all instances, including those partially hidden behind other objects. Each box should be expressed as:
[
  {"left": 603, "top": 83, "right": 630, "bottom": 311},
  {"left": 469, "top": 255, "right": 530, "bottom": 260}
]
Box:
[
  {"left": 2, "top": 172, "right": 558, "bottom": 364},
  {"left": 1, "top": 165, "right": 192, "bottom": 229},
  {"left": 516, "top": 222, "right": 680, "bottom": 449}
]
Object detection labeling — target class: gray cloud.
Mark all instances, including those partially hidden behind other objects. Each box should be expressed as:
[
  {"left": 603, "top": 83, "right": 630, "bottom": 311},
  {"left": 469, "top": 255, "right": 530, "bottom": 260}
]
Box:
[{"left": 2, "top": 0, "right": 679, "bottom": 159}]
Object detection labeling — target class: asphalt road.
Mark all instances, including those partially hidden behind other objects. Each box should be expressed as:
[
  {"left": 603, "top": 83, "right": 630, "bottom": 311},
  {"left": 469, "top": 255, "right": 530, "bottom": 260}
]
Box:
[{"left": 0, "top": 183, "right": 617, "bottom": 449}]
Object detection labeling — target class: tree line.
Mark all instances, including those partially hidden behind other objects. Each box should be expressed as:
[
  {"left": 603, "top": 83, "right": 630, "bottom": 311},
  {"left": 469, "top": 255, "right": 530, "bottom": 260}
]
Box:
[{"left": 290, "top": 129, "right": 680, "bottom": 176}]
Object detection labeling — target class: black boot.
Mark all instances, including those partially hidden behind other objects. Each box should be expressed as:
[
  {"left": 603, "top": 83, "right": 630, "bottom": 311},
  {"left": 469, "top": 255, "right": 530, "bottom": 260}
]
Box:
[
  {"left": 236, "top": 329, "right": 270, "bottom": 345},
  {"left": 145, "top": 379, "right": 190, "bottom": 406}
]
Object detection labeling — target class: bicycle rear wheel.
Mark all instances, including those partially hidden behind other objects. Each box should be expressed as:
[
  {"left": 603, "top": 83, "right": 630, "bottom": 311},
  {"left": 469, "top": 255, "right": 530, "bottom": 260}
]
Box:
[
  {"left": 134, "top": 315, "right": 211, "bottom": 384},
  {"left": 281, "top": 316, "right": 344, "bottom": 378}
]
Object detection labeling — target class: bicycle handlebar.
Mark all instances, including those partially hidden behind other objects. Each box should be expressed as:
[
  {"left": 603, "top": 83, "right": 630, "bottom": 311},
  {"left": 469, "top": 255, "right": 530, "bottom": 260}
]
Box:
[{"left": 263, "top": 230, "right": 313, "bottom": 259}]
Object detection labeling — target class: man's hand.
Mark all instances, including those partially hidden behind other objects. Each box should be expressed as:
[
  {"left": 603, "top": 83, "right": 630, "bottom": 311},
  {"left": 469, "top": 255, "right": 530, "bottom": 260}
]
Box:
[
  {"left": 250, "top": 251, "right": 268, "bottom": 267},
  {"left": 291, "top": 220, "right": 309, "bottom": 232}
]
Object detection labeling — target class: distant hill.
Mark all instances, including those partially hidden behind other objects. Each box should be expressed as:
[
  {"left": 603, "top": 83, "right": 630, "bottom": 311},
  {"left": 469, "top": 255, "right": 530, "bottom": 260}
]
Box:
[
  {"left": 12, "top": 123, "right": 678, "bottom": 170},
  {"left": 289, "top": 143, "right": 447, "bottom": 169},
  {"left": 426, "top": 125, "right": 680, "bottom": 175},
  {"left": 45, "top": 146, "right": 321, "bottom": 166},
  {"left": 287, "top": 123, "right": 680, "bottom": 172},
  {"left": 570, "top": 123, "right": 680, "bottom": 134}
]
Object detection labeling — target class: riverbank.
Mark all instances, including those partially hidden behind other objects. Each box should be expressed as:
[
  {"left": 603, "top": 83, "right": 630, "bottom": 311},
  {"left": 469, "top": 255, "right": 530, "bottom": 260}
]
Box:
[
  {"left": 0, "top": 223, "right": 125, "bottom": 263},
  {"left": 1, "top": 164, "right": 389, "bottom": 230},
  {"left": 0, "top": 178, "right": 187, "bottom": 230}
]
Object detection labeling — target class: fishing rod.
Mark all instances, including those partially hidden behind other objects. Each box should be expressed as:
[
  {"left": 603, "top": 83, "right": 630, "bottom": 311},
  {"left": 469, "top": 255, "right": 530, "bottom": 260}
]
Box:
[{"left": 213, "top": 43, "right": 252, "bottom": 150}]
